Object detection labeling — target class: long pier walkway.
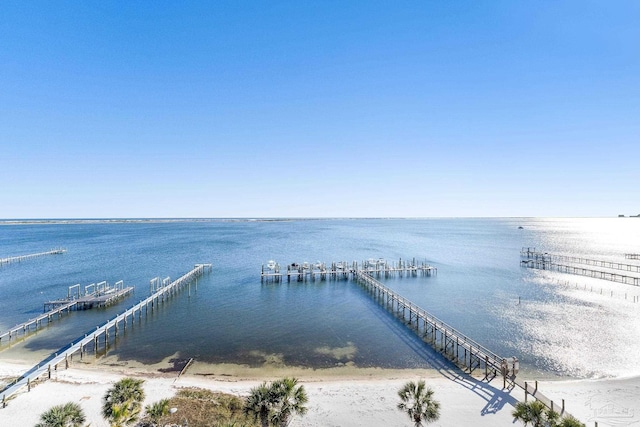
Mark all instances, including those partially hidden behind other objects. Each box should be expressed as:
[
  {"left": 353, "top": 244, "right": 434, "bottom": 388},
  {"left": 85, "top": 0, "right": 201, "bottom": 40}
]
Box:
[
  {"left": 520, "top": 248, "right": 640, "bottom": 287},
  {"left": 0, "top": 248, "right": 66, "bottom": 267},
  {"left": 353, "top": 269, "right": 573, "bottom": 420},
  {"left": 521, "top": 248, "right": 640, "bottom": 273},
  {"left": 353, "top": 269, "right": 514, "bottom": 380},
  {"left": 0, "top": 263, "right": 212, "bottom": 407}
]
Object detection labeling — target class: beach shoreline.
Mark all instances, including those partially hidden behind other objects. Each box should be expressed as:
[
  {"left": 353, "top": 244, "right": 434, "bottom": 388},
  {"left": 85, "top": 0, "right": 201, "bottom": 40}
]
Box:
[{"left": 2, "top": 358, "right": 640, "bottom": 427}]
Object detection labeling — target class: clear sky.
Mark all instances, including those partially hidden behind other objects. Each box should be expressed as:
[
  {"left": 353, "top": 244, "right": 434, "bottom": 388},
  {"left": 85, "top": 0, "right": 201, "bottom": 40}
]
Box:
[{"left": 1, "top": 1, "right": 639, "bottom": 218}]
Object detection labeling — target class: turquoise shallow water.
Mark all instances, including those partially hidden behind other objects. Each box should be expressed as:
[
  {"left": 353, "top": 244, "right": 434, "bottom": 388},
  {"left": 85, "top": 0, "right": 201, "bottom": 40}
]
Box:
[{"left": 1, "top": 218, "right": 640, "bottom": 379}]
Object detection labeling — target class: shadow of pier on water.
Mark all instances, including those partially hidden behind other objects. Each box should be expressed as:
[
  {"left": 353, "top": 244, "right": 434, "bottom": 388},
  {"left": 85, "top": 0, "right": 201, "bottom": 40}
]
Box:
[{"left": 362, "top": 290, "right": 520, "bottom": 419}]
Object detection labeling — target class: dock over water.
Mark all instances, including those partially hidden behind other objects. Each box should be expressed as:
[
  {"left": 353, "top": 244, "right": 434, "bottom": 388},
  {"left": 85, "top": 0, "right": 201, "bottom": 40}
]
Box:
[
  {"left": 0, "top": 248, "right": 66, "bottom": 267},
  {"left": 521, "top": 248, "right": 640, "bottom": 287},
  {"left": 262, "top": 257, "right": 509, "bottom": 379},
  {"left": 43, "top": 280, "right": 134, "bottom": 311},
  {"left": 0, "top": 280, "right": 133, "bottom": 343},
  {"left": 261, "top": 258, "right": 436, "bottom": 282},
  {"left": 263, "top": 256, "right": 575, "bottom": 422},
  {"left": 354, "top": 267, "right": 574, "bottom": 421},
  {"left": 0, "top": 281, "right": 133, "bottom": 344},
  {"left": 353, "top": 268, "right": 514, "bottom": 379},
  {"left": 0, "top": 263, "right": 211, "bottom": 406}
]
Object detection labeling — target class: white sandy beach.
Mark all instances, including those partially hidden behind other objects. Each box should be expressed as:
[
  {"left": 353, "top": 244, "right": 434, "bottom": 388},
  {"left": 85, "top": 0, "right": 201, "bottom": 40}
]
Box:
[{"left": 1, "top": 359, "right": 638, "bottom": 427}]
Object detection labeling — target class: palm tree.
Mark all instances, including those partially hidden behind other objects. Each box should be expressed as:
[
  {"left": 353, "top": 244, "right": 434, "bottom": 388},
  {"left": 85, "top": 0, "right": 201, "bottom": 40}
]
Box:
[
  {"left": 397, "top": 380, "right": 440, "bottom": 426},
  {"left": 243, "top": 378, "right": 308, "bottom": 427},
  {"left": 511, "top": 400, "right": 548, "bottom": 427},
  {"left": 270, "top": 377, "right": 308, "bottom": 427},
  {"left": 102, "top": 377, "right": 146, "bottom": 427},
  {"left": 35, "top": 402, "right": 86, "bottom": 427},
  {"left": 558, "top": 415, "right": 585, "bottom": 427},
  {"left": 145, "top": 398, "right": 170, "bottom": 426},
  {"left": 512, "top": 401, "right": 586, "bottom": 427},
  {"left": 243, "top": 382, "right": 274, "bottom": 427}
]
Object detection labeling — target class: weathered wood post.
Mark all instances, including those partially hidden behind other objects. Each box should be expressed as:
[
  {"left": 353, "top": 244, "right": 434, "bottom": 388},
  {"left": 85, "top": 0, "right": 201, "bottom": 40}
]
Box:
[{"left": 484, "top": 356, "right": 489, "bottom": 379}]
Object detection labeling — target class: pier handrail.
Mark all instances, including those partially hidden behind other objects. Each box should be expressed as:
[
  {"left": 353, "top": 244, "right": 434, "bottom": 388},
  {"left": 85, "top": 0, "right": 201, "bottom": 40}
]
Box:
[
  {"left": 0, "top": 301, "right": 77, "bottom": 342},
  {"left": 521, "top": 256, "right": 640, "bottom": 287},
  {"left": 353, "top": 270, "right": 505, "bottom": 368},
  {"left": 0, "top": 248, "right": 66, "bottom": 266},
  {"left": 520, "top": 249, "right": 640, "bottom": 273}
]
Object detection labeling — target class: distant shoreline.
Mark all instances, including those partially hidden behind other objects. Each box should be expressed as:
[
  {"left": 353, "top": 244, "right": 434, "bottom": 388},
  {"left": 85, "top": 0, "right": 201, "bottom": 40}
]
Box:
[
  {"left": 0, "top": 218, "right": 294, "bottom": 225},
  {"left": 0, "top": 216, "right": 622, "bottom": 226}
]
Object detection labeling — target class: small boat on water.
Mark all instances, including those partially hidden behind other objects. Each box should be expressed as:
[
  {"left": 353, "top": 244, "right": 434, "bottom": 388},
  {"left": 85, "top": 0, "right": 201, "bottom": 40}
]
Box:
[{"left": 266, "top": 260, "right": 277, "bottom": 270}]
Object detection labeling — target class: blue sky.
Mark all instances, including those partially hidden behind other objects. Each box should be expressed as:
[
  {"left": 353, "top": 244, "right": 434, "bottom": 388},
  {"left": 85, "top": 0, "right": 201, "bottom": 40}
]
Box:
[{"left": 1, "top": 1, "right": 639, "bottom": 218}]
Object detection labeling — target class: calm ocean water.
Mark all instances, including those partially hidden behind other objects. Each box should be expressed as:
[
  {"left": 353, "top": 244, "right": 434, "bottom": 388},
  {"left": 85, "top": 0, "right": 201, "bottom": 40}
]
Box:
[{"left": 1, "top": 218, "right": 640, "bottom": 379}]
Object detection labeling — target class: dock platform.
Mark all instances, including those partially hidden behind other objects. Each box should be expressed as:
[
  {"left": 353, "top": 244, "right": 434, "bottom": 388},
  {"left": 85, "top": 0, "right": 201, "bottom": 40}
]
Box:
[
  {"left": 43, "top": 287, "right": 134, "bottom": 311},
  {"left": 0, "top": 263, "right": 211, "bottom": 407},
  {"left": 1, "top": 281, "right": 133, "bottom": 344},
  {"left": 261, "top": 258, "right": 436, "bottom": 282},
  {"left": 261, "top": 255, "right": 576, "bottom": 422}
]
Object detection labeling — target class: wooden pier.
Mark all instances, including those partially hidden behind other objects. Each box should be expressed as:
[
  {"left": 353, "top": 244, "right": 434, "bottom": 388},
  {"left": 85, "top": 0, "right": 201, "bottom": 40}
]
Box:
[
  {"left": 516, "top": 379, "right": 570, "bottom": 418},
  {"left": 520, "top": 248, "right": 640, "bottom": 287},
  {"left": 0, "top": 300, "right": 77, "bottom": 343},
  {"left": 0, "top": 263, "right": 211, "bottom": 407},
  {"left": 353, "top": 269, "right": 515, "bottom": 381},
  {"left": 354, "top": 269, "right": 574, "bottom": 421},
  {"left": 43, "top": 281, "right": 133, "bottom": 311},
  {"left": 0, "top": 281, "right": 132, "bottom": 344},
  {"left": 0, "top": 248, "right": 66, "bottom": 267},
  {"left": 521, "top": 248, "right": 640, "bottom": 273},
  {"left": 262, "top": 258, "right": 500, "bottom": 379},
  {"left": 261, "top": 258, "right": 436, "bottom": 283}
]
